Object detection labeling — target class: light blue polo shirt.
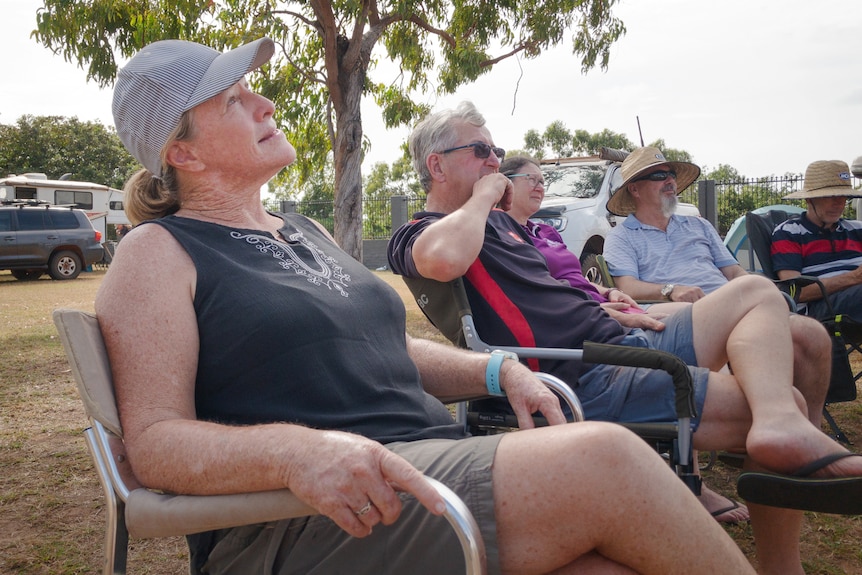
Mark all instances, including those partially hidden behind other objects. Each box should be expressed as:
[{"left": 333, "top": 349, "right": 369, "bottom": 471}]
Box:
[{"left": 604, "top": 214, "right": 737, "bottom": 294}]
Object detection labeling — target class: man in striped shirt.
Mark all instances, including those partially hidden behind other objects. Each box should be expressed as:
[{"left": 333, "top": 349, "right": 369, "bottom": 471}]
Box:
[{"left": 772, "top": 160, "right": 862, "bottom": 322}]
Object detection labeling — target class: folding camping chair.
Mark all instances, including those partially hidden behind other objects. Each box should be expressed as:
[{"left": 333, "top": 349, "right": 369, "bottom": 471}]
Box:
[
  {"left": 403, "top": 275, "right": 702, "bottom": 495},
  {"left": 745, "top": 210, "right": 862, "bottom": 444},
  {"left": 52, "top": 308, "right": 487, "bottom": 575}
]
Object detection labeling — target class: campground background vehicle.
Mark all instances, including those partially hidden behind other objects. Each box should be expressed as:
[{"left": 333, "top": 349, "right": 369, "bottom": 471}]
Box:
[
  {"left": 0, "top": 201, "right": 105, "bottom": 280},
  {"left": 0, "top": 173, "right": 129, "bottom": 240},
  {"left": 533, "top": 148, "right": 701, "bottom": 284}
]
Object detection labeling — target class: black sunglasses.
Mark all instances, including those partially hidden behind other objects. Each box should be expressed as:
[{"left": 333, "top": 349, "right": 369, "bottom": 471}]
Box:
[
  {"left": 636, "top": 170, "right": 677, "bottom": 182},
  {"left": 440, "top": 142, "right": 506, "bottom": 160}
]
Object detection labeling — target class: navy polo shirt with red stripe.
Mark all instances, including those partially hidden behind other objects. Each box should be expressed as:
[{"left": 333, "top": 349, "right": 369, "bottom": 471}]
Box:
[{"left": 388, "top": 209, "right": 628, "bottom": 384}]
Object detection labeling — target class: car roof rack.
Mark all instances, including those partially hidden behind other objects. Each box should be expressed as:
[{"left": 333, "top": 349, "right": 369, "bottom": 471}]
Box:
[
  {"left": 539, "top": 147, "right": 631, "bottom": 167},
  {"left": 0, "top": 199, "right": 78, "bottom": 210},
  {"left": 1, "top": 199, "right": 52, "bottom": 206}
]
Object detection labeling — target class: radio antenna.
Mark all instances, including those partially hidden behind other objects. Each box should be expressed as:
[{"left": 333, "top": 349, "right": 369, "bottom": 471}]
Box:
[{"left": 636, "top": 116, "right": 645, "bottom": 147}]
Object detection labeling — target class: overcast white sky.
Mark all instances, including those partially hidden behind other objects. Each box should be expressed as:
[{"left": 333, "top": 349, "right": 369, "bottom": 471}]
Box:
[{"left": 3, "top": 0, "right": 861, "bottom": 178}]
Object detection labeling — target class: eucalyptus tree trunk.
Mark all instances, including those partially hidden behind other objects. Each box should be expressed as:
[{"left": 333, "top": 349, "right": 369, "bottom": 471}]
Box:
[{"left": 332, "top": 85, "right": 364, "bottom": 262}]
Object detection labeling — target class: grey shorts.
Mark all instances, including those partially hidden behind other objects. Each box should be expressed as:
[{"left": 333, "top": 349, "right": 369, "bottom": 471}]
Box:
[
  {"left": 577, "top": 305, "right": 709, "bottom": 428},
  {"left": 806, "top": 282, "right": 862, "bottom": 323},
  {"left": 195, "top": 434, "right": 504, "bottom": 575}
]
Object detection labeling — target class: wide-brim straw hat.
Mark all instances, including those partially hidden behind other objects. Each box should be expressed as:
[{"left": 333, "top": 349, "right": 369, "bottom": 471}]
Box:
[
  {"left": 784, "top": 160, "right": 862, "bottom": 199},
  {"left": 607, "top": 146, "right": 701, "bottom": 217}
]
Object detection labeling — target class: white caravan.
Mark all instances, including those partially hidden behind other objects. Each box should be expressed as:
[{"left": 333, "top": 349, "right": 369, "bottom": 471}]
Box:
[{"left": 0, "top": 173, "right": 129, "bottom": 238}]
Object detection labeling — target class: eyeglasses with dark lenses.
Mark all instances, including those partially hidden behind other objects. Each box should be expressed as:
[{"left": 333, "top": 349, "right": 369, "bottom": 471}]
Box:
[
  {"left": 637, "top": 170, "right": 677, "bottom": 182},
  {"left": 507, "top": 173, "right": 545, "bottom": 189},
  {"left": 440, "top": 142, "right": 506, "bottom": 160}
]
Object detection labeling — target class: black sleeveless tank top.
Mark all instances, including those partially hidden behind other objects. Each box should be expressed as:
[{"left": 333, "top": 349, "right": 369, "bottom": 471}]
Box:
[{"left": 147, "top": 213, "right": 464, "bottom": 443}]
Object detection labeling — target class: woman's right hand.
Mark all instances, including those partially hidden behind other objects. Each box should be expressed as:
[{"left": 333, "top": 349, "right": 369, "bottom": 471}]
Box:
[{"left": 282, "top": 429, "right": 447, "bottom": 537}]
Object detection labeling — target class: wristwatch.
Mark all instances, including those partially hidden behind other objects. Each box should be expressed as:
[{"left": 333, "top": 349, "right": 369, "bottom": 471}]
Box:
[
  {"left": 485, "top": 350, "right": 519, "bottom": 396},
  {"left": 660, "top": 283, "right": 675, "bottom": 300}
]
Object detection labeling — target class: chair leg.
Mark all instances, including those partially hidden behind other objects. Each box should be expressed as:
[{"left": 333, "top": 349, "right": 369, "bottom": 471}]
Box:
[
  {"left": 674, "top": 440, "right": 702, "bottom": 496},
  {"left": 85, "top": 428, "right": 130, "bottom": 574},
  {"left": 822, "top": 406, "right": 853, "bottom": 446},
  {"left": 107, "top": 500, "right": 130, "bottom": 575}
]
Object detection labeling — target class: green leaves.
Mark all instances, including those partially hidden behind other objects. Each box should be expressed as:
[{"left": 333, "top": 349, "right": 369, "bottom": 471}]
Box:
[
  {"left": 524, "top": 120, "right": 634, "bottom": 158},
  {"left": 0, "top": 115, "right": 138, "bottom": 189},
  {"left": 28, "top": 0, "right": 627, "bottom": 258}
]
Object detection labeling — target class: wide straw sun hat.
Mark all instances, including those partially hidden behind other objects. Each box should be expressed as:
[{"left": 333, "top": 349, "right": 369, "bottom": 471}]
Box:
[
  {"left": 783, "top": 160, "right": 862, "bottom": 199},
  {"left": 607, "top": 146, "right": 701, "bottom": 217}
]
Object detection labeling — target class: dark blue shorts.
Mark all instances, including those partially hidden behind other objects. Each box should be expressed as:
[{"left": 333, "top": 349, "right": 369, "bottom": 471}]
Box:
[{"left": 576, "top": 305, "right": 709, "bottom": 428}]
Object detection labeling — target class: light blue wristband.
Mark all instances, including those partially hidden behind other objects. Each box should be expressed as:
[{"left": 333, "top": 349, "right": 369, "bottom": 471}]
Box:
[{"left": 485, "top": 350, "right": 518, "bottom": 396}]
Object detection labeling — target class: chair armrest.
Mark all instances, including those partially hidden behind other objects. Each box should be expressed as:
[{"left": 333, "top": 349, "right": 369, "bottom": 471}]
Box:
[
  {"left": 126, "top": 488, "right": 317, "bottom": 538},
  {"left": 773, "top": 275, "right": 834, "bottom": 315},
  {"left": 127, "top": 478, "right": 487, "bottom": 574}
]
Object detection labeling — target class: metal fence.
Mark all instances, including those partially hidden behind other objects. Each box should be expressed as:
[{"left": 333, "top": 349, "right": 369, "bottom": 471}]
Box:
[
  {"left": 680, "top": 175, "right": 807, "bottom": 236},
  {"left": 266, "top": 174, "right": 862, "bottom": 241}
]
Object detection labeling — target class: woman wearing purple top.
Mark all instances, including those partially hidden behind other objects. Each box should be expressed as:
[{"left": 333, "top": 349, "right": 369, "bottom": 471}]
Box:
[
  {"left": 500, "top": 157, "right": 629, "bottom": 300},
  {"left": 499, "top": 155, "right": 654, "bottom": 315}
]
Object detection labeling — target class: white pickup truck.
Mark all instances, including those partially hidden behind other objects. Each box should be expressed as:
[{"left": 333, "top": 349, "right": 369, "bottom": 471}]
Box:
[{"left": 533, "top": 148, "right": 700, "bottom": 285}]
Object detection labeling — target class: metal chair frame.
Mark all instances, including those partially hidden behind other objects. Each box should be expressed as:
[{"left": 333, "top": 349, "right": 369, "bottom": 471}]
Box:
[{"left": 53, "top": 308, "right": 487, "bottom": 575}]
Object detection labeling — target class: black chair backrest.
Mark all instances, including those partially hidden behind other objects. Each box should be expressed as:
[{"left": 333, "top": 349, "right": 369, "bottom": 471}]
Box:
[
  {"left": 402, "top": 275, "right": 470, "bottom": 348},
  {"left": 744, "top": 210, "right": 794, "bottom": 279}
]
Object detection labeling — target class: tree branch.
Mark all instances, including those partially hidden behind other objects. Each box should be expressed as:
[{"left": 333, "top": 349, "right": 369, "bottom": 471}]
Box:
[
  {"left": 274, "top": 9, "right": 320, "bottom": 32},
  {"left": 341, "top": 2, "right": 370, "bottom": 72},
  {"left": 309, "top": 0, "right": 343, "bottom": 109},
  {"left": 481, "top": 42, "right": 534, "bottom": 67},
  {"left": 372, "top": 11, "right": 456, "bottom": 48}
]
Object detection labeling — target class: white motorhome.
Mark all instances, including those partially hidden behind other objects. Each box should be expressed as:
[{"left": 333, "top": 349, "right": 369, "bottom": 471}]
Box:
[{"left": 0, "top": 173, "right": 129, "bottom": 239}]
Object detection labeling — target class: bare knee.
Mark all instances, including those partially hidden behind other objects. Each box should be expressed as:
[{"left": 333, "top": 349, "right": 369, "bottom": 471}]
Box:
[
  {"left": 735, "top": 274, "right": 785, "bottom": 304},
  {"left": 789, "top": 315, "right": 830, "bottom": 357}
]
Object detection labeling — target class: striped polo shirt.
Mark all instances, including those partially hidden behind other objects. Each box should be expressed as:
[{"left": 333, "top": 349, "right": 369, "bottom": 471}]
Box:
[{"left": 771, "top": 212, "right": 862, "bottom": 278}]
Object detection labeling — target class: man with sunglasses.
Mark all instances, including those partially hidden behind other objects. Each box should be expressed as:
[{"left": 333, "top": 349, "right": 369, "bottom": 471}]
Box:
[
  {"left": 603, "top": 147, "right": 830, "bottom": 418},
  {"left": 388, "top": 102, "right": 862, "bottom": 575},
  {"left": 602, "top": 146, "right": 738, "bottom": 303}
]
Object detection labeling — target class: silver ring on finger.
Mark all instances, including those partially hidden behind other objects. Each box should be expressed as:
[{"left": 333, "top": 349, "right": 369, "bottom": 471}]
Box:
[{"left": 354, "top": 501, "right": 373, "bottom": 517}]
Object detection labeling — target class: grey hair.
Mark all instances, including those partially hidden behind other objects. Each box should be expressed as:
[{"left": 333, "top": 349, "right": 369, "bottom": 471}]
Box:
[
  {"left": 499, "top": 155, "right": 540, "bottom": 178},
  {"left": 408, "top": 101, "right": 487, "bottom": 192}
]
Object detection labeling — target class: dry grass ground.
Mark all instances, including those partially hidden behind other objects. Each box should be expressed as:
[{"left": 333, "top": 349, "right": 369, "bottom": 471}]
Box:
[{"left": 1, "top": 268, "right": 861, "bottom": 574}]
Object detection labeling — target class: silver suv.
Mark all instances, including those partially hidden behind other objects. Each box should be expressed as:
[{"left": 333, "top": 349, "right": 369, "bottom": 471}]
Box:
[
  {"left": 0, "top": 201, "right": 105, "bottom": 280},
  {"left": 533, "top": 148, "right": 700, "bottom": 284}
]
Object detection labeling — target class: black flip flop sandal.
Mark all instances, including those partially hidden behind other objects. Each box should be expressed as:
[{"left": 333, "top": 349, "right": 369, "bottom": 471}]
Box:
[{"left": 737, "top": 453, "right": 862, "bottom": 515}]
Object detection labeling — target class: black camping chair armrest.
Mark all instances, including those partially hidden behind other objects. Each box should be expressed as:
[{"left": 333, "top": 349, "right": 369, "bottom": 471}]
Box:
[
  {"left": 582, "top": 341, "right": 696, "bottom": 420},
  {"left": 773, "top": 275, "right": 835, "bottom": 315}
]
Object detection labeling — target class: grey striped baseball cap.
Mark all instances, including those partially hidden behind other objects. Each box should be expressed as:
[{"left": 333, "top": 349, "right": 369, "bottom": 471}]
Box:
[{"left": 112, "top": 37, "right": 275, "bottom": 178}]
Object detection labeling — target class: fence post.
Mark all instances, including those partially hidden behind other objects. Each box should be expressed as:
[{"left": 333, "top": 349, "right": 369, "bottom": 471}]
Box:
[
  {"left": 280, "top": 200, "right": 297, "bottom": 213},
  {"left": 391, "top": 195, "right": 409, "bottom": 231},
  {"left": 697, "top": 180, "right": 718, "bottom": 229}
]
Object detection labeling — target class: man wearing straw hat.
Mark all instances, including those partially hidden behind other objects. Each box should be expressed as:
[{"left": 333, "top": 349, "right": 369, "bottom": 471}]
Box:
[
  {"left": 603, "top": 147, "right": 829, "bottom": 405},
  {"left": 603, "top": 146, "right": 738, "bottom": 302},
  {"left": 772, "top": 160, "right": 862, "bottom": 322},
  {"left": 603, "top": 146, "right": 835, "bottom": 523}
]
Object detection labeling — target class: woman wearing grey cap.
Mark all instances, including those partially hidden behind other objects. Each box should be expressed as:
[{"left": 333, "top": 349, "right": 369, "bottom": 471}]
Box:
[{"left": 96, "top": 38, "right": 755, "bottom": 574}]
